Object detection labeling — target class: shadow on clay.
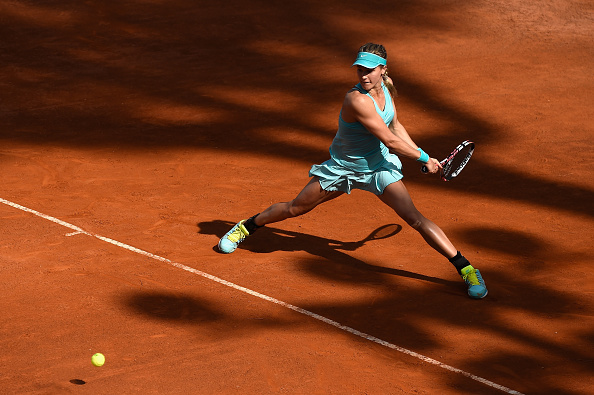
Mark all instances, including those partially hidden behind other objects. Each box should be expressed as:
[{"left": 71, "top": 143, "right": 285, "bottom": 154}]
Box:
[{"left": 198, "top": 219, "right": 456, "bottom": 287}]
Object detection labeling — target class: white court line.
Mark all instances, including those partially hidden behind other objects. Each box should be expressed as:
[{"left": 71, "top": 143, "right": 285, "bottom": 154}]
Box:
[{"left": 0, "top": 197, "right": 524, "bottom": 395}]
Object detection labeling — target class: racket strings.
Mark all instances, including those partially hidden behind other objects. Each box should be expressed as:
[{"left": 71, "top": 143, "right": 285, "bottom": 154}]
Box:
[{"left": 443, "top": 146, "right": 473, "bottom": 180}]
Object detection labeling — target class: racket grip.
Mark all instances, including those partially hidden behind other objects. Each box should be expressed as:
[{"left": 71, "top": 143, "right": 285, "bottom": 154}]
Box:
[{"left": 421, "top": 165, "right": 429, "bottom": 173}]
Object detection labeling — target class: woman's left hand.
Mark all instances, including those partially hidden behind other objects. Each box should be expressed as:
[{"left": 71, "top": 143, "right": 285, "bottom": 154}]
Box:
[{"left": 424, "top": 158, "right": 442, "bottom": 174}]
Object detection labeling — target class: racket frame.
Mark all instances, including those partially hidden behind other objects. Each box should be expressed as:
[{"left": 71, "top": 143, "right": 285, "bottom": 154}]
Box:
[{"left": 421, "top": 140, "right": 475, "bottom": 181}]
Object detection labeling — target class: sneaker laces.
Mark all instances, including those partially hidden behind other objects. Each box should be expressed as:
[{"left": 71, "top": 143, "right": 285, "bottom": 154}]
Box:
[
  {"left": 227, "top": 224, "right": 248, "bottom": 243},
  {"left": 462, "top": 267, "right": 480, "bottom": 286}
]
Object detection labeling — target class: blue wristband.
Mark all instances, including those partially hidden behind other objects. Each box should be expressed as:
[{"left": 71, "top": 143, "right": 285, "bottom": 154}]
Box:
[{"left": 416, "top": 148, "right": 429, "bottom": 163}]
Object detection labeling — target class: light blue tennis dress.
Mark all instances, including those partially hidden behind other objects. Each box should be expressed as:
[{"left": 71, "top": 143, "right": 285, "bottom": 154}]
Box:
[{"left": 309, "top": 82, "right": 403, "bottom": 195}]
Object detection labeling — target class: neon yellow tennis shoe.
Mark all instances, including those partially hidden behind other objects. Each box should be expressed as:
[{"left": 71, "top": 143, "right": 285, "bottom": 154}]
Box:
[
  {"left": 460, "top": 265, "right": 488, "bottom": 299},
  {"left": 218, "top": 220, "right": 249, "bottom": 254}
]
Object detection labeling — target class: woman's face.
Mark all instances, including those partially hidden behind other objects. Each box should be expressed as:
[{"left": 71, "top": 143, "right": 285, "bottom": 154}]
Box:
[{"left": 356, "top": 65, "right": 385, "bottom": 91}]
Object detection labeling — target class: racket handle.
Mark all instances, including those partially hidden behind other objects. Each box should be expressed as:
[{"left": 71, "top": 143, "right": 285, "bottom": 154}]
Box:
[{"left": 421, "top": 165, "right": 429, "bottom": 173}]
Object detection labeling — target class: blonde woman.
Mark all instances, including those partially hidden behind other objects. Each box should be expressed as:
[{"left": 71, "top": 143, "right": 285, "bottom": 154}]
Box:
[{"left": 218, "top": 43, "right": 487, "bottom": 299}]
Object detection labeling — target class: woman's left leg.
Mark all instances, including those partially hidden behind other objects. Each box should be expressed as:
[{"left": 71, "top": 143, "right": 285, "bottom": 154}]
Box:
[
  {"left": 378, "top": 180, "right": 488, "bottom": 299},
  {"left": 378, "top": 180, "right": 456, "bottom": 258}
]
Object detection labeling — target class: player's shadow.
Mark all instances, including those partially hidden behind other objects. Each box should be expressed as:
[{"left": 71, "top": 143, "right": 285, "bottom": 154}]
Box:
[{"left": 198, "top": 220, "right": 457, "bottom": 287}]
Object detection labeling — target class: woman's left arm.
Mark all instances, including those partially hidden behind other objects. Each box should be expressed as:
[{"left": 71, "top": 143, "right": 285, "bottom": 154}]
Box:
[
  {"left": 389, "top": 110, "right": 442, "bottom": 174},
  {"left": 389, "top": 118, "right": 418, "bottom": 150},
  {"left": 383, "top": 76, "right": 420, "bottom": 149}
]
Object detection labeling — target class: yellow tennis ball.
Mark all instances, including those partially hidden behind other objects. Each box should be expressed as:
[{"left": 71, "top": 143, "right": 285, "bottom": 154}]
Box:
[{"left": 91, "top": 353, "right": 105, "bottom": 367}]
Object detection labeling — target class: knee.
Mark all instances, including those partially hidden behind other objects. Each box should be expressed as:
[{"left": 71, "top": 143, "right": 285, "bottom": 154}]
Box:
[
  {"left": 408, "top": 218, "right": 423, "bottom": 230},
  {"left": 287, "top": 200, "right": 312, "bottom": 218},
  {"left": 401, "top": 212, "right": 424, "bottom": 230}
]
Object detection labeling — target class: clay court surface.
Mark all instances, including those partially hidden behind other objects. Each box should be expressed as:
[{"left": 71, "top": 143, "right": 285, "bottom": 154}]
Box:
[{"left": 1, "top": 1, "right": 593, "bottom": 394}]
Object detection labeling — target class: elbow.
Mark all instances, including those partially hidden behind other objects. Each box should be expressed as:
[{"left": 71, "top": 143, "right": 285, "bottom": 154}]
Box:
[{"left": 384, "top": 137, "right": 404, "bottom": 152}]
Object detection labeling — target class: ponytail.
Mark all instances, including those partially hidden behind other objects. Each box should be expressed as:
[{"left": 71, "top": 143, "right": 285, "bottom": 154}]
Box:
[{"left": 382, "top": 73, "right": 398, "bottom": 99}]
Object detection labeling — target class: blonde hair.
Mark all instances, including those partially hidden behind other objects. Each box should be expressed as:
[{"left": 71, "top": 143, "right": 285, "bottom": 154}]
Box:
[{"left": 358, "top": 43, "right": 397, "bottom": 99}]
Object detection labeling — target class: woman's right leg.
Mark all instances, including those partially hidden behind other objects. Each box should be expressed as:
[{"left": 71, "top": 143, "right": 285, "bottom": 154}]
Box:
[
  {"left": 253, "top": 177, "right": 344, "bottom": 226},
  {"left": 218, "top": 177, "right": 342, "bottom": 253}
]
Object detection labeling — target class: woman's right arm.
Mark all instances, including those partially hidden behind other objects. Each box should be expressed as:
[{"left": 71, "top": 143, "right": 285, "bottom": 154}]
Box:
[{"left": 343, "top": 92, "right": 426, "bottom": 162}]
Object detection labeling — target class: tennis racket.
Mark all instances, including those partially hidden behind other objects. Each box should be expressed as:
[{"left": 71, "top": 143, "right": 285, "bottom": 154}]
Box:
[{"left": 421, "top": 140, "right": 475, "bottom": 181}]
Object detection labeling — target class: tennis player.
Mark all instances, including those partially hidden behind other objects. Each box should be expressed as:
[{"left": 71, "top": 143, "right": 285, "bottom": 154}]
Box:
[{"left": 218, "top": 43, "right": 487, "bottom": 299}]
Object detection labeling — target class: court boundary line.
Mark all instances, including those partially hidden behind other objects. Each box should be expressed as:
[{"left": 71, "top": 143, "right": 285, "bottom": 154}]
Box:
[{"left": 0, "top": 197, "right": 523, "bottom": 395}]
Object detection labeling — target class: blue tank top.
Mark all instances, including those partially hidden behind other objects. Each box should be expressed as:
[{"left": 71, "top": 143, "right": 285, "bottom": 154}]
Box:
[{"left": 329, "top": 83, "right": 395, "bottom": 172}]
